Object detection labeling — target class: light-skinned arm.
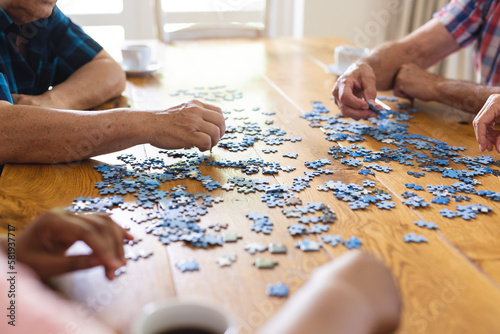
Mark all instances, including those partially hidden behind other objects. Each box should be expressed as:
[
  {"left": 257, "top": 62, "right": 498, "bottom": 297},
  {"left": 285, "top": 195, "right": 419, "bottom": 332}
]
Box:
[
  {"left": 257, "top": 251, "right": 401, "bottom": 334},
  {"left": 12, "top": 49, "right": 126, "bottom": 110},
  {"left": 333, "top": 19, "right": 460, "bottom": 119},
  {"left": 393, "top": 60, "right": 500, "bottom": 114},
  {"left": 0, "top": 99, "right": 225, "bottom": 164}
]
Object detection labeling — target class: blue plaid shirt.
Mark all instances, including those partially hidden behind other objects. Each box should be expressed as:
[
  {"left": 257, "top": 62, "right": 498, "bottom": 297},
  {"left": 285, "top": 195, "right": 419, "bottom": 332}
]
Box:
[{"left": 0, "top": 6, "right": 102, "bottom": 103}]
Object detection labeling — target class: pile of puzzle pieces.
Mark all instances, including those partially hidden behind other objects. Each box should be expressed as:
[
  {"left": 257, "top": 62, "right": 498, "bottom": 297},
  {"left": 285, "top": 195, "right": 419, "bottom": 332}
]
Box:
[{"left": 67, "top": 86, "right": 499, "bottom": 297}]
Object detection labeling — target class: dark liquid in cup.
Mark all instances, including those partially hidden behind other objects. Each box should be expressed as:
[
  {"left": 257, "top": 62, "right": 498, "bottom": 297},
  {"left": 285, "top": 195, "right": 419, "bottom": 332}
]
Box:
[{"left": 155, "top": 328, "right": 219, "bottom": 334}]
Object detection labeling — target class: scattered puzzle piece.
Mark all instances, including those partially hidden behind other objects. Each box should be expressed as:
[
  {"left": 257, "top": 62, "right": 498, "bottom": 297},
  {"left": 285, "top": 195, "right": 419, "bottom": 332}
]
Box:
[
  {"left": 268, "top": 243, "right": 287, "bottom": 254},
  {"left": 176, "top": 258, "right": 199, "bottom": 272},
  {"left": 294, "top": 239, "right": 323, "bottom": 252},
  {"left": 216, "top": 254, "right": 237, "bottom": 267},
  {"left": 254, "top": 258, "right": 278, "bottom": 269},
  {"left": 266, "top": 282, "right": 289, "bottom": 297},
  {"left": 245, "top": 242, "right": 267, "bottom": 254},
  {"left": 403, "top": 233, "right": 428, "bottom": 243}
]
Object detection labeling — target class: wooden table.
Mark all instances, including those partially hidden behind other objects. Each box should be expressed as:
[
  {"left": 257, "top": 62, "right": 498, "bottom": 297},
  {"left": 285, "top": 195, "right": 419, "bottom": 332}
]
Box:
[{"left": 1, "top": 37, "right": 500, "bottom": 334}]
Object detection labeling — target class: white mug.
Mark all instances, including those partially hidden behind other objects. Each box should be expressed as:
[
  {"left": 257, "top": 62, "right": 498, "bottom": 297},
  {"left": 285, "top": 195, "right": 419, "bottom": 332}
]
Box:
[
  {"left": 131, "top": 299, "right": 238, "bottom": 334},
  {"left": 121, "top": 44, "right": 151, "bottom": 70},
  {"left": 329, "top": 45, "right": 370, "bottom": 75}
]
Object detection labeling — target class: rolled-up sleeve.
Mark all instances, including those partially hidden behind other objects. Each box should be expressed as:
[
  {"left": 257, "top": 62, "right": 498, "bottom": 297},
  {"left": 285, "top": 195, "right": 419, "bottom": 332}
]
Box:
[
  {"left": 0, "top": 73, "right": 13, "bottom": 103},
  {"left": 434, "top": 0, "right": 484, "bottom": 47}
]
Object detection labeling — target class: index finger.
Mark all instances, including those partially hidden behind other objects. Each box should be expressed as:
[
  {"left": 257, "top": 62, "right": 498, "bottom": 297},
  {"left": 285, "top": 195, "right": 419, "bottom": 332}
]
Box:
[
  {"left": 84, "top": 214, "right": 130, "bottom": 265},
  {"left": 474, "top": 120, "right": 494, "bottom": 151},
  {"left": 202, "top": 108, "right": 226, "bottom": 136},
  {"left": 473, "top": 105, "right": 498, "bottom": 148},
  {"left": 65, "top": 216, "right": 125, "bottom": 274},
  {"left": 38, "top": 213, "right": 123, "bottom": 269},
  {"left": 337, "top": 79, "right": 369, "bottom": 111}
]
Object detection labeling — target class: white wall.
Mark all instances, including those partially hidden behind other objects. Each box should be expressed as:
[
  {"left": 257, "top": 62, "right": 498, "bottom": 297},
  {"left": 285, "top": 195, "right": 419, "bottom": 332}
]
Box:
[{"left": 301, "top": 0, "right": 400, "bottom": 48}]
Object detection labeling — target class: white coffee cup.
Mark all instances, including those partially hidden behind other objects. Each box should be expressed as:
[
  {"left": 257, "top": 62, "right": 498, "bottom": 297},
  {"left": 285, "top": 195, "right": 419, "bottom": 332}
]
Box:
[
  {"left": 131, "top": 299, "right": 238, "bottom": 334},
  {"left": 121, "top": 44, "right": 152, "bottom": 70},
  {"left": 329, "top": 45, "right": 370, "bottom": 75}
]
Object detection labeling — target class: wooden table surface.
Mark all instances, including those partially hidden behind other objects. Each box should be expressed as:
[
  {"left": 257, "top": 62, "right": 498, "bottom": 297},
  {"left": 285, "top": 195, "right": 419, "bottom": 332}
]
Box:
[{"left": 1, "top": 37, "right": 500, "bottom": 334}]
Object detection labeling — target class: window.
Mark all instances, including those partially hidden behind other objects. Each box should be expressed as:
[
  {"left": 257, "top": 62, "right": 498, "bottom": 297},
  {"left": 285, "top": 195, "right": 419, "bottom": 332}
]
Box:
[
  {"left": 57, "top": 0, "right": 155, "bottom": 48},
  {"left": 57, "top": 0, "right": 123, "bottom": 15},
  {"left": 157, "top": 0, "right": 268, "bottom": 40}
]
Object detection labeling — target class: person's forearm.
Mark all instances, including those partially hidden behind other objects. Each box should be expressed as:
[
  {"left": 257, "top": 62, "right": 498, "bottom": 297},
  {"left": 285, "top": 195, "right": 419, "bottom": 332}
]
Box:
[
  {"left": 435, "top": 79, "right": 500, "bottom": 114},
  {"left": 362, "top": 41, "right": 417, "bottom": 90},
  {"left": 46, "top": 50, "right": 126, "bottom": 110},
  {"left": 257, "top": 281, "right": 375, "bottom": 334},
  {"left": 362, "top": 19, "right": 459, "bottom": 91},
  {"left": 0, "top": 104, "right": 149, "bottom": 164}
]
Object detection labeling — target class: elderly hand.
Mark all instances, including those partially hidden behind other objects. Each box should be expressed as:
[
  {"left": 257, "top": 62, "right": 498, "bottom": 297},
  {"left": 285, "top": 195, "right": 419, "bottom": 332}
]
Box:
[
  {"left": 12, "top": 93, "right": 56, "bottom": 108},
  {"left": 13, "top": 210, "right": 133, "bottom": 280},
  {"left": 473, "top": 94, "right": 500, "bottom": 152},
  {"left": 148, "top": 99, "right": 226, "bottom": 152},
  {"left": 332, "top": 62, "right": 379, "bottom": 119},
  {"left": 393, "top": 63, "right": 443, "bottom": 102}
]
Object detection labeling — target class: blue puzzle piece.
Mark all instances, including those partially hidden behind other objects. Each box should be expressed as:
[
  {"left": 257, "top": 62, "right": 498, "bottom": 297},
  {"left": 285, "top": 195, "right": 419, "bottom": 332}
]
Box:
[
  {"left": 321, "top": 235, "right": 343, "bottom": 247},
  {"left": 343, "top": 236, "right": 362, "bottom": 249},
  {"left": 431, "top": 196, "right": 450, "bottom": 205},
  {"left": 376, "top": 201, "right": 395, "bottom": 210},
  {"left": 403, "top": 233, "right": 428, "bottom": 243},
  {"left": 439, "top": 208, "right": 456, "bottom": 219},
  {"left": 414, "top": 220, "right": 438, "bottom": 229},
  {"left": 267, "top": 282, "right": 289, "bottom": 297},
  {"left": 176, "top": 258, "right": 199, "bottom": 272}
]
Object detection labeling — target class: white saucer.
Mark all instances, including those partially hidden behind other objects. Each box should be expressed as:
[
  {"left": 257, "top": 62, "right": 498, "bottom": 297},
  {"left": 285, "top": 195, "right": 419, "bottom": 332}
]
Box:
[
  {"left": 120, "top": 62, "right": 160, "bottom": 76},
  {"left": 326, "top": 63, "right": 346, "bottom": 76}
]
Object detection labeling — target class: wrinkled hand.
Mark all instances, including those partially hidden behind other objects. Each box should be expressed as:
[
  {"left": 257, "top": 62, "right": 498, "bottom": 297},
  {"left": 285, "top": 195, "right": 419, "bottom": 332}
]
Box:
[
  {"left": 15, "top": 211, "right": 133, "bottom": 280},
  {"left": 332, "top": 63, "right": 378, "bottom": 119},
  {"left": 473, "top": 94, "right": 500, "bottom": 152},
  {"left": 311, "top": 251, "right": 401, "bottom": 334},
  {"left": 393, "top": 63, "right": 443, "bottom": 101},
  {"left": 12, "top": 93, "right": 55, "bottom": 108},
  {"left": 149, "top": 100, "right": 225, "bottom": 151}
]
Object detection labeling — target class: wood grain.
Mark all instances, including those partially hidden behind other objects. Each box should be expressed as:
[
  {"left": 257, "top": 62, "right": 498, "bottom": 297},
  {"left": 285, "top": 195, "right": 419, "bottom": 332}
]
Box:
[{"left": 1, "top": 38, "right": 500, "bottom": 334}]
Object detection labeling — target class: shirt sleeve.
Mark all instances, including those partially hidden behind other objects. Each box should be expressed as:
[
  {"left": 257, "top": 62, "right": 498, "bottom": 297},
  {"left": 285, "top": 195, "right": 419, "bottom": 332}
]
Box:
[
  {"left": 47, "top": 6, "right": 104, "bottom": 85},
  {"left": 434, "top": 0, "right": 485, "bottom": 47},
  {"left": 0, "top": 73, "right": 13, "bottom": 103}
]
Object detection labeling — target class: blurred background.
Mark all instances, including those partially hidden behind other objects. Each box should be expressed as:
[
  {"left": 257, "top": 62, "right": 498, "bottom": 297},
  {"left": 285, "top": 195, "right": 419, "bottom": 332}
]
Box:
[{"left": 57, "top": 0, "right": 475, "bottom": 81}]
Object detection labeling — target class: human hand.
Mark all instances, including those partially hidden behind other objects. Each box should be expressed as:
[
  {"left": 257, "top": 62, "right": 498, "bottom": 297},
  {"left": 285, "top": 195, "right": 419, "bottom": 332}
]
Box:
[
  {"left": 311, "top": 251, "right": 401, "bottom": 334},
  {"left": 13, "top": 210, "right": 133, "bottom": 280},
  {"left": 147, "top": 100, "right": 225, "bottom": 152},
  {"left": 393, "top": 63, "right": 443, "bottom": 102},
  {"left": 332, "top": 62, "right": 379, "bottom": 119},
  {"left": 12, "top": 93, "right": 57, "bottom": 108},
  {"left": 473, "top": 94, "right": 500, "bottom": 152}
]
